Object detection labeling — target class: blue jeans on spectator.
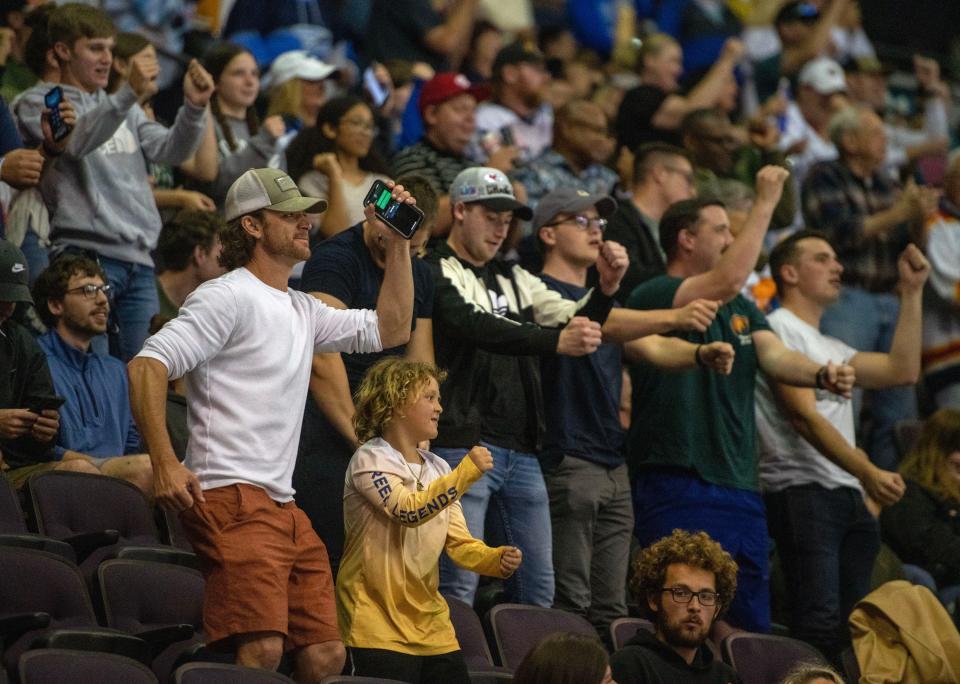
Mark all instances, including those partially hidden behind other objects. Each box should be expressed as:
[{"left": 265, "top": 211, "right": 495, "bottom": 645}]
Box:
[
  {"left": 96, "top": 256, "right": 159, "bottom": 361},
  {"left": 633, "top": 467, "right": 771, "bottom": 633},
  {"left": 19, "top": 227, "right": 49, "bottom": 286},
  {"left": 765, "top": 484, "right": 879, "bottom": 665},
  {"left": 821, "top": 287, "right": 917, "bottom": 471},
  {"left": 434, "top": 443, "right": 554, "bottom": 607}
]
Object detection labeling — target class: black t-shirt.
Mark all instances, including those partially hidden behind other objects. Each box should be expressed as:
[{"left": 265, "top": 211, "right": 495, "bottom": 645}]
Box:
[
  {"left": 0, "top": 317, "right": 57, "bottom": 468},
  {"left": 538, "top": 274, "right": 624, "bottom": 468},
  {"left": 366, "top": 0, "right": 446, "bottom": 71},
  {"left": 615, "top": 84, "right": 682, "bottom": 151},
  {"left": 300, "top": 223, "right": 435, "bottom": 390}
]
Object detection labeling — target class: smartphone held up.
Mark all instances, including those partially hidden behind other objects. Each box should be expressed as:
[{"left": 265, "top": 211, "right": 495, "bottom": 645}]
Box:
[
  {"left": 44, "top": 86, "right": 71, "bottom": 142},
  {"left": 363, "top": 179, "right": 424, "bottom": 239}
]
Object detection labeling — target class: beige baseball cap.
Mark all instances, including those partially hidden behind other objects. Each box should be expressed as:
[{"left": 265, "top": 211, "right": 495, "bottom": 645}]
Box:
[{"left": 224, "top": 168, "right": 328, "bottom": 222}]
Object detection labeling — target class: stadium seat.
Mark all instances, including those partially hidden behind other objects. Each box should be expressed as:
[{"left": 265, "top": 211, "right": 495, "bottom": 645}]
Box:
[
  {"left": 0, "top": 475, "right": 74, "bottom": 562},
  {"left": 98, "top": 559, "right": 205, "bottom": 681},
  {"left": 446, "top": 597, "right": 497, "bottom": 670},
  {"left": 19, "top": 648, "right": 158, "bottom": 684},
  {"left": 609, "top": 617, "right": 654, "bottom": 651},
  {"left": 176, "top": 662, "right": 296, "bottom": 682},
  {"left": 487, "top": 604, "right": 598, "bottom": 669},
  {"left": 721, "top": 632, "right": 828, "bottom": 684},
  {"left": 841, "top": 646, "right": 860, "bottom": 683}
]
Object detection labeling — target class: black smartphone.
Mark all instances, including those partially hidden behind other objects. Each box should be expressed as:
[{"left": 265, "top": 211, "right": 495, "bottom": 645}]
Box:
[
  {"left": 44, "top": 86, "right": 70, "bottom": 142},
  {"left": 27, "top": 395, "right": 66, "bottom": 413},
  {"left": 363, "top": 180, "right": 424, "bottom": 239},
  {"left": 499, "top": 125, "right": 515, "bottom": 147}
]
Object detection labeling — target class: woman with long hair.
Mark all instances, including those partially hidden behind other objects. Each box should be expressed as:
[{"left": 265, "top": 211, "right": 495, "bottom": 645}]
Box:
[
  {"left": 200, "top": 42, "right": 285, "bottom": 206},
  {"left": 881, "top": 409, "right": 960, "bottom": 588},
  {"left": 109, "top": 32, "right": 217, "bottom": 212},
  {"left": 286, "top": 95, "right": 391, "bottom": 238}
]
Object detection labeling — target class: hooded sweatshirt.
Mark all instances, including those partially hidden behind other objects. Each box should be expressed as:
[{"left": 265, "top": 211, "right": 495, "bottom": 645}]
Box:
[
  {"left": 610, "top": 629, "right": 742, "bottom": 684},
  {"left": 14, "top": 81, "right": 205, "bottom": 266}
]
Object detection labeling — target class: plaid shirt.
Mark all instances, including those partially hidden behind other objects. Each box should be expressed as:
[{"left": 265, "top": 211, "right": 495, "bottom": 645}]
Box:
[
  {"left": 802, "top": 159, "right": 910, "bottom": 293},
  {"left": 512, "top": 150, "right": 618, "bottom": 211}
]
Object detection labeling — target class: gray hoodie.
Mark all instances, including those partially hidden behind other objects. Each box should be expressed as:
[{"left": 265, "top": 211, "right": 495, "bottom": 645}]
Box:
[{"left": 14, "top": 82, "right": 205, "bottom": 266}]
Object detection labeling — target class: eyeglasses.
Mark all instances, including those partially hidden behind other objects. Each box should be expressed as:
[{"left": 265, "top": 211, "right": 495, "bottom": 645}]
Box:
[
  {"left": 64, "top": 284, "right": 112, "bottom": 300},
  {"left": 663, "top": 165, "right": 696, "bottom": 185},
  {"left": 341, "top": 118, "right": 379, "bottom": 135},
  {"left": 544, "top": 215, "right": 608, "bottom": 231},
  {"left": 569, "top": 119, "right": 610, "bottom": 136},
  {"left": 661, "top": 587, "right": 720, "bottom": 606}
]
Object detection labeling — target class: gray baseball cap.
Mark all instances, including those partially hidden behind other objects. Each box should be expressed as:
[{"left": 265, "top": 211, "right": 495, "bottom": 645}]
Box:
[
  {"left": 224, "top": 168, "right": 328, "bottom": 222},
  {"left": 531, "top": 187, "right": 618, "bottom": 231},
  {"left": 0, "top": 239, "right": 32, "bottom": 304},
  {"left": 449, "top": 167, "right": 533, "bottom": 220}
]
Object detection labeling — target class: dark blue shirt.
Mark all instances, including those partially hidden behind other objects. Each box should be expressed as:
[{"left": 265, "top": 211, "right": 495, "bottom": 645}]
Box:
[
  {"left": 38, "top": 330, "right": 142, "bottom": 458},
  {"left": 300, "top": 223, "right": 435, "bottom": 390},
  {"left": 539, "top": 274, "right": 625, "bottom": 468}
]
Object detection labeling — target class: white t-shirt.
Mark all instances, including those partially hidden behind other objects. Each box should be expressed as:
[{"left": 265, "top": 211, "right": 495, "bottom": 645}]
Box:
[
  {"left": 137, "top": 267, "right": 382, "bottom": 501},
  {"left": 780, "top": 101, "right": 837, "bottom": 226},
  {"left": 469, "top": 101, "right": 554, "bottom": 164},
  {"left": 755, "top": 307, "right": 861, "bottom": 493}
]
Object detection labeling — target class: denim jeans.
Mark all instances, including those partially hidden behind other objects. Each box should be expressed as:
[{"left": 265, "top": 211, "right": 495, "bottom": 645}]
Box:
[
  {"left": 96, "top": 256, "right": 159, "bottom": 361},
  {"left": 434, "top": 443, "right": 554, "bottom": 607},
  {"left": 633, "top": 468, "right": 771, "bottom": 633},
  {"left": 821, "top": 287, "right": 918, "bottom": 470},
  {"left": 765, "top": 484, "right": 880, "bottom": 665},
  {"left": 543, "top": 457, "right": 632, "bottom": 644}
]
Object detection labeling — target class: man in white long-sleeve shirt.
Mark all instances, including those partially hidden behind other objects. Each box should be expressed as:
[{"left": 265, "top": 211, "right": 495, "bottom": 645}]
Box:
[{"left": 127, "top": 168, "right": 416, "bottom": 682}]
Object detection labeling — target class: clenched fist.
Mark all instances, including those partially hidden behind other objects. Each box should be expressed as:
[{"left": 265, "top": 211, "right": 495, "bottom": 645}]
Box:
[
  {"left": 468, "top": 445, "right": 494, "bottom": 473},
  {"left": 557, "top": 316, "right": 603, "bottom": 356}
]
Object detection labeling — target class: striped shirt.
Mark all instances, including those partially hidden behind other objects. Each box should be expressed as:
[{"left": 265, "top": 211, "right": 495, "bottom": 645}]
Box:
[{"left": 391, "top": 139, "right": 470, "bottom": 195}]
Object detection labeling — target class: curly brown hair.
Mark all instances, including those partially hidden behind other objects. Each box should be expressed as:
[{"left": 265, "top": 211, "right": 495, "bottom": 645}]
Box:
[
  {"left": 630, "top": 529, "right": 739, "bottom": 617},
  {"left": 217, "top": 211, "right": 261, "bottom": 270},
  {"left": 33, "top": 254, "right": 106, "bottom": 328},
  {"left": 353, "top": 357, "right": 447, "bottom": 443}
]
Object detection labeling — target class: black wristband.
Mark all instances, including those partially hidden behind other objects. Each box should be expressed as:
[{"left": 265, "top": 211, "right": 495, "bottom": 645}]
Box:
[
  {"left": 815, "top": 366, "right": 826, "bottom": 389},
  {"left": 695, "top": 344, "right": 705, "bottom": 367}
]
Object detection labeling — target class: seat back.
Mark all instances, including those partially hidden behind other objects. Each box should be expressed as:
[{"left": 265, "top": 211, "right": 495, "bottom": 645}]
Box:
[
  {"left": 841, "top": 646, "right": 860, "bottom": 683},
  {"left": 609, "top": 617, "right": 654, "bottom": 651},
  {"left": 446, "top": 597, "right": 495, "bottom": 668},
  {"left": 0, "top": 546, "right": 95, "bottom": 626},
  {"left": 318, "top": 677, "right": 408, "bottom": 684},
  {"left": 0, "top": 476, "right": 27, "bottom": 534},
  {"left": 721, "top": 632, "right": 828, "bottom": 684},
  {"left": 487, "top": 604, "right": 598, "bottom": 670},
  {"left": 19, "top": 648, "right": 158, "bottom": 684},
  {"left": 176, "top": 663, "right": 295, "bottom": 683},
  {"left": 29, "top": 471, "right": 158, "bottom": 544},
  {"left": 98, "top": 559, "right": 204, "bottom": 632}
]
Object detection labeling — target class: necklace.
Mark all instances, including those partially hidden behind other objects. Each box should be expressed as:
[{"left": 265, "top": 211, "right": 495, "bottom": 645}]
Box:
[{"left": 404, "top": 457, "right": 425, "bottom": 491}]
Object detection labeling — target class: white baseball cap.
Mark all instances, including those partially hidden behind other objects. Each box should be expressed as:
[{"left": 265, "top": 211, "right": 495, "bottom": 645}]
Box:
[
  {"left": 799, "top": 57, "right": 847, "bottom": 95},
  {"left": 449, "top": 167, "right": 532, "bottom": 220},
  {"left": 224, "top": 168, "right": 327, "bottom": 222},
  {"left": 263, "top": 50, "right": 337, "bottom": 89}
]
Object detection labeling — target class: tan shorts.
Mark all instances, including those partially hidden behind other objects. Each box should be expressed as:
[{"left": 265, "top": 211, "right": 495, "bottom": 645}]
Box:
[{"left": 179, "top": 483, "right": 340, "bottom": 649}]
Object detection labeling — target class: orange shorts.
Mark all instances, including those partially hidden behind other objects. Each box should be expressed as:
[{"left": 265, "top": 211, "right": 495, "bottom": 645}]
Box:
[{"left": 179, "top": 483, "right": 340, "bottom": 649}]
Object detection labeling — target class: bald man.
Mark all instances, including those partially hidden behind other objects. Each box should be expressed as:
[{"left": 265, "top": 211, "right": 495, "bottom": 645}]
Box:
[{"left": 513, "top": 99, "right": 619, "bottom": 212}]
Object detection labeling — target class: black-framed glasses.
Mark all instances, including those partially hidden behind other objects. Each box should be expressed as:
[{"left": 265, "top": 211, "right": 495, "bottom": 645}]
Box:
[
  {"left": 544, "top": 215, "right": 608, "bottom": 232},
  {"left": 661, "top": 587, "right": 720, "bottom": 606},
  {"left": 64, "top": 284, "right": 112, "bottom": 300}
]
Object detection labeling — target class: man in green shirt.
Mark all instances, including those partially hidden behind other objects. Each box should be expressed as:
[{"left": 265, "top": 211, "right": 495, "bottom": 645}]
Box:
[
  {"left": 154, "top": 209, "right": 226, "bottom": 322},
  {"left": 625, "top": 166, "right": 854, "bottom": 632}
]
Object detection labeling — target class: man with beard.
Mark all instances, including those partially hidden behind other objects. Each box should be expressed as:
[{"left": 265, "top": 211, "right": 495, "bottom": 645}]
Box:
[
  {"left": 610, "top": 529, "right": 742, "bottom": 683},
  {"left": 128, "top": 169, "right": 416, "bottom": 681},
  {"left": 469, "top": 41, "right": 553, "bottom": 165},
  {"left": 3, "top": 255, "right": 154, "bottom": 494}
]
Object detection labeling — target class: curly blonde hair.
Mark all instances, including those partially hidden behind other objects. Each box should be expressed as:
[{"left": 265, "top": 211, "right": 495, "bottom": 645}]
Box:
[
  {"left": 630, "top": 529, "right": 739, "bottom": 617},
  {"left": 353, "top": 357, "right": 447, "bottom": 443}
]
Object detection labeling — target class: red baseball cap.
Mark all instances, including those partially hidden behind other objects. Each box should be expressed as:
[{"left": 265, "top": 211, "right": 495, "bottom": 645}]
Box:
[{"left": 418, "top": 72, "right": 484, "bottom": 115}]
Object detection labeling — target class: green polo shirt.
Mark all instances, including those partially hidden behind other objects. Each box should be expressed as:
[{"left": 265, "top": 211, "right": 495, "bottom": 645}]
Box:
[{"left": 626, "top": 276, "right": 770, "bottom": 491}]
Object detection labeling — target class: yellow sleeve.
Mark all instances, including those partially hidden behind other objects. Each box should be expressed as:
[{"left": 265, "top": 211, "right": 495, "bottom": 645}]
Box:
[
  {"left": 353, "top": 454, "right": 484, "bottom": 528},
  {"left": 444, "top": 502, "right": 511, "bottom": 578}
]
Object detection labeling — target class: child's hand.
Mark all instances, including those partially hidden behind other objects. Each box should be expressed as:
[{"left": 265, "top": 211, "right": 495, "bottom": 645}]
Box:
[
  {"left": 500, "top": 546, "right": 522, "bottom": 576},
  {"left": 468, "top": 446, "right": 494, "bottom": 473}
]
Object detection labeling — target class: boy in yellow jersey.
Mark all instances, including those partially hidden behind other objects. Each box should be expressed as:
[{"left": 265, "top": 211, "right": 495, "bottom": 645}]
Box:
[{"left": 337, "top": 357, "right": 522, "bottom": 683}]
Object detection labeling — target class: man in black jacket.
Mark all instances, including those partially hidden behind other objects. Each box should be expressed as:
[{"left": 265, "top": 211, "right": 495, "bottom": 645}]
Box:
[{"left": 611, "top": 529, "right": 743, "bottom": 684}]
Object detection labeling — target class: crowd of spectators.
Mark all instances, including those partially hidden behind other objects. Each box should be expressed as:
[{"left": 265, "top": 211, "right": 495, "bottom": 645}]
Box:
[{"left": 2, "top": 0, "right": 960, "bottom": 682}]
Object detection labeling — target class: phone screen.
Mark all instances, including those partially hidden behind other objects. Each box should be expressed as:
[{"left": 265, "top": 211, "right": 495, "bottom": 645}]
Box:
[
  {"left": 44, "top": 86, "right": 70, "bottom": 141},
  {"left": 364, "top": 181, "right": 424, "bottom": 239},
  {"left": 363, "top": 67, "right": 389, "bottom": 108}
]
